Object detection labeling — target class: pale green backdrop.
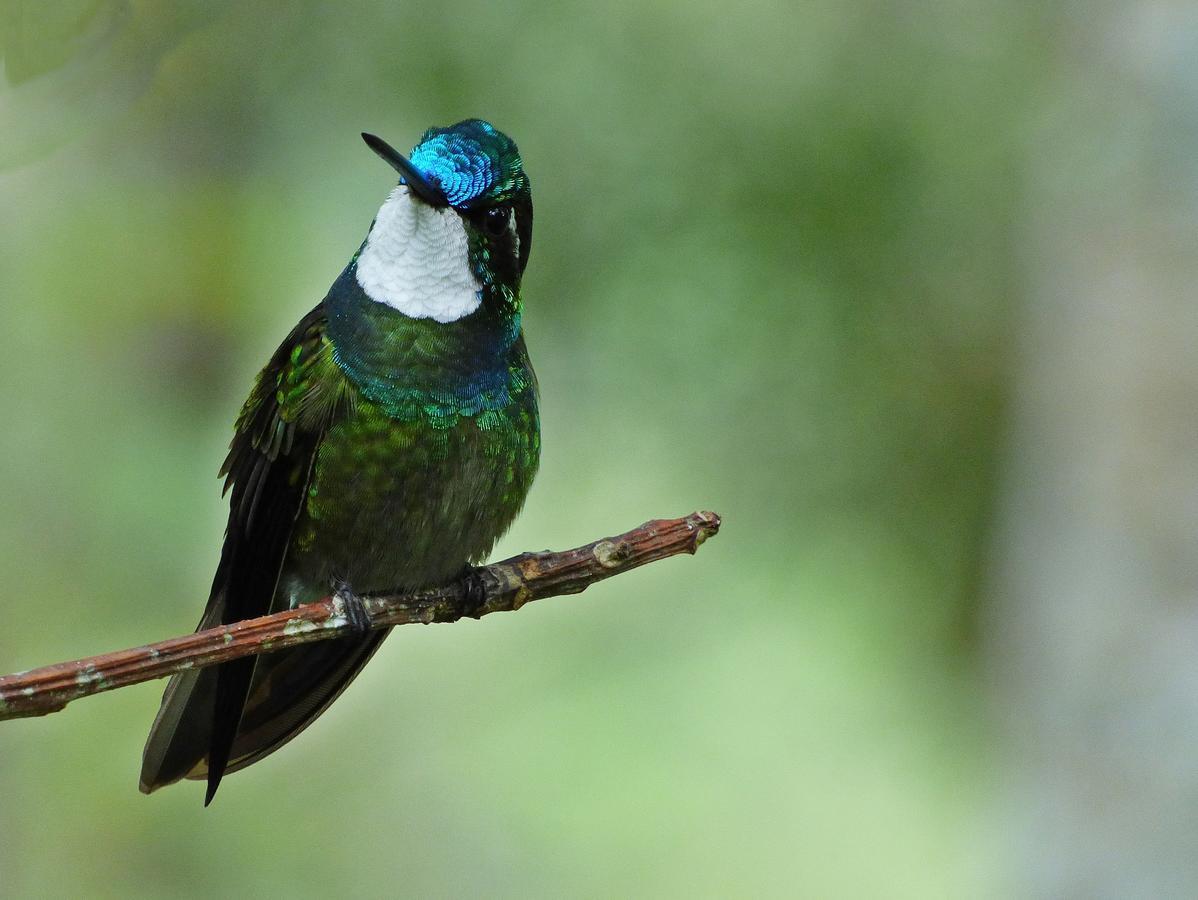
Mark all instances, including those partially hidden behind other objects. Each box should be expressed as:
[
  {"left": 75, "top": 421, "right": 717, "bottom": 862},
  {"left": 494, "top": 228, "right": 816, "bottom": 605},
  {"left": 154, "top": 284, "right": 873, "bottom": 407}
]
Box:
[{"left": 3, "top": 1, "right": 1194, "bottom": 897}]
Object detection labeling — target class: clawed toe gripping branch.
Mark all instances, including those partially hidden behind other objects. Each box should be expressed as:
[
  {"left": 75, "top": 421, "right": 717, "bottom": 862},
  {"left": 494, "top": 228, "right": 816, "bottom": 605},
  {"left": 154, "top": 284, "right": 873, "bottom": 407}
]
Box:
[{"left": 0, "top": 511, "right": 721, "bottom": 722}]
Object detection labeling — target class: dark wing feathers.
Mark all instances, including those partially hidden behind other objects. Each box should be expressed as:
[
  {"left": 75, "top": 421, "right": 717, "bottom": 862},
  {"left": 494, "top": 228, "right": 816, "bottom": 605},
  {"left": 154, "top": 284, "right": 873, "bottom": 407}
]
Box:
[
  {"left": 216, "top": 628, "right": 390, "bottom": 777},
  {"left": 140, "top": 304, "right": 350, "bottom": 800}
]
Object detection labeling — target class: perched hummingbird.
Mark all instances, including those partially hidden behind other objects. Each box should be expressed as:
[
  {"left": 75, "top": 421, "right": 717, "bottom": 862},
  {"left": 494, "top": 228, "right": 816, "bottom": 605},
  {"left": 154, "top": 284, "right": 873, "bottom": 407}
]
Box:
[{"left": 140, "top": 120, "right": 539, "bottom": 804}]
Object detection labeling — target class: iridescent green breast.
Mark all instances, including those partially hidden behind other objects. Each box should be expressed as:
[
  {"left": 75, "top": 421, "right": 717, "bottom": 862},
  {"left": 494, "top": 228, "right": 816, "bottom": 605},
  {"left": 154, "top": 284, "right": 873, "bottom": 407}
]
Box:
[
  {"left": 287, "top": 383, "right": 538, "bottom": 596},
  {"left": 281, "top": 274, "right": 540, "bottom": 599}
]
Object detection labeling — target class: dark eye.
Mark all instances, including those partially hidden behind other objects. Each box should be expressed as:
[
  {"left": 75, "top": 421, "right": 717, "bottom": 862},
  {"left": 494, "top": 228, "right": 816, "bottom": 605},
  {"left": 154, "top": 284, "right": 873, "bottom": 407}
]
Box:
[{"left": 483, "top": 206, "right": 510, "bottom": 238}]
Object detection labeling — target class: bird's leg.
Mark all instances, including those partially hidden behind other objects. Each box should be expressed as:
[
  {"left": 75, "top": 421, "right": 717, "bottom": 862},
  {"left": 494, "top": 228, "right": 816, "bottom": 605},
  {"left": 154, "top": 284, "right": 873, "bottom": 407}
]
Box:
[
  {"left": 458, "top": 565, "right": 489, "bottom": 620},
  {"left": 330, "top": 574, "right": 373, "bottom": 635}
]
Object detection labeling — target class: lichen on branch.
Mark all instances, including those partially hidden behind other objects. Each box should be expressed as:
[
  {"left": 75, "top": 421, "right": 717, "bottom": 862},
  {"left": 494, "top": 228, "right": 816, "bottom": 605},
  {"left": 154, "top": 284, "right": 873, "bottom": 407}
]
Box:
[{"left": 0, "top": 511, "right": 721, "bottom": 721}]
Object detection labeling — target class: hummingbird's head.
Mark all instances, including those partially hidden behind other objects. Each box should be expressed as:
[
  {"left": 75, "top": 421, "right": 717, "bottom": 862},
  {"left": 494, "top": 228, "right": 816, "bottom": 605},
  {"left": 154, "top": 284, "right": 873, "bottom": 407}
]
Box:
[{"left": 355, "top": 120, "right": 532, "bottom": 323}]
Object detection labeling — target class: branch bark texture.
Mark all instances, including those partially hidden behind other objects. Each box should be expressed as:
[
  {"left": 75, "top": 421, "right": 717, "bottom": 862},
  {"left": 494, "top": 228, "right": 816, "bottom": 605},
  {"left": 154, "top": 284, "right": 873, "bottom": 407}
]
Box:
[{"left": 0, "top": 511, "right": 721, "bottom": 722}]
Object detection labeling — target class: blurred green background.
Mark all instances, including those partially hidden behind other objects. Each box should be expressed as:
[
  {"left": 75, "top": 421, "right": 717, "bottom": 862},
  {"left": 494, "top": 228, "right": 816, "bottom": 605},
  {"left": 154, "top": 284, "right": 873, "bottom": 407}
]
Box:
[{"left": 3, "top": 1, "right": 1196, "bottom": 897}]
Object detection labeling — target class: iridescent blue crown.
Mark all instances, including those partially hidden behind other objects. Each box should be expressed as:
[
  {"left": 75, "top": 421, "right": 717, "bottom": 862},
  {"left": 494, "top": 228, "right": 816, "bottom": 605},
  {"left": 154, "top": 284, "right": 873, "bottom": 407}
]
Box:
[{"left": 408, "top": 119, "right": 527, "bottom": 208}]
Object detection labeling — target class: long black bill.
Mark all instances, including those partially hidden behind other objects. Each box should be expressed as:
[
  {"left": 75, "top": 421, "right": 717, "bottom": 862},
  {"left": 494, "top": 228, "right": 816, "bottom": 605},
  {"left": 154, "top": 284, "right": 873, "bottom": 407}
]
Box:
[{"left": 361, "top": 132, "right": 447, "bottom": 207}]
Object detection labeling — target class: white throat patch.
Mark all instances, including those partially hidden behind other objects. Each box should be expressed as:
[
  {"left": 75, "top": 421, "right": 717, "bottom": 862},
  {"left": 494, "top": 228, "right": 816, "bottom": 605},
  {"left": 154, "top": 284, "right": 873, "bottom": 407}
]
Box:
[{"left": 354, "top": 186, "right": 482, "bottom": 322}]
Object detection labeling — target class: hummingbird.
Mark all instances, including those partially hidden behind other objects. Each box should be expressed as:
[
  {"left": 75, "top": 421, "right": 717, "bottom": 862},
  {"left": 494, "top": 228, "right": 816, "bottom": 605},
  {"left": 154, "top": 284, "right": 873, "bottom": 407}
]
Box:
[{"left": 139, "top": 120, "right": 540, "bottom": 804}]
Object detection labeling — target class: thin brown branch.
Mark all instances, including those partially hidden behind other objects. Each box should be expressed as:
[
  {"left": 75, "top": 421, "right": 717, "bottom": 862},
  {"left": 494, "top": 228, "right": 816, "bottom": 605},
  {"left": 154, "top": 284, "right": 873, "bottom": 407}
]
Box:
[{"left": 0, "top": 511, "right": 721, "bottom": 722}]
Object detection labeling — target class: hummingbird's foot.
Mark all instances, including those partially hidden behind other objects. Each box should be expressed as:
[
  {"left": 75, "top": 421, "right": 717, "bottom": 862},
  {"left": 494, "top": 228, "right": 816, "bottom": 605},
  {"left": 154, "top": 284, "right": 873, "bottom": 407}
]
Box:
[
  {"left": 459, "top": 566, "right": 489, "bottom": 620},
  {"left": 330, "top": 575, "right": 373, "bottom": 635}
]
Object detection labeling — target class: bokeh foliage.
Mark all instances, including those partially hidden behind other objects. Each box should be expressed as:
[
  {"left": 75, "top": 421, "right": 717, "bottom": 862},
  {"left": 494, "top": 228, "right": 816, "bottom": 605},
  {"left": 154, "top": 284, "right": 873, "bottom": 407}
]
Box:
[{"left": 0, "top": 1, "right": 1052, "bottom": 895}]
